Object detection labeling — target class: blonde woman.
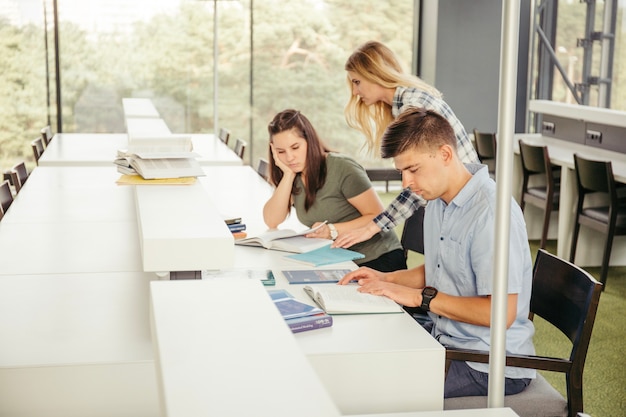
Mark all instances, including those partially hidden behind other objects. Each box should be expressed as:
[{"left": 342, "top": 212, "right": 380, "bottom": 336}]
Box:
[{"left": 335, "top": 40, "right": 480, "bottom": 249}]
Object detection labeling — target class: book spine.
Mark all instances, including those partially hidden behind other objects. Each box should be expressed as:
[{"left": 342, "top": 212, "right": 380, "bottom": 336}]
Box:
[
  {"left": 286, "top": 314, "right": 333, "bottom": 333},
  {"left": 228, "top": 223, "right": 247, "bottom": 232}
]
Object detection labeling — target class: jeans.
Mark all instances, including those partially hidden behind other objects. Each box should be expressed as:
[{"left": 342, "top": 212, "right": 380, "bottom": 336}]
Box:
[{"left": 445, "top": 360, "right": 531, "bottom": 398}]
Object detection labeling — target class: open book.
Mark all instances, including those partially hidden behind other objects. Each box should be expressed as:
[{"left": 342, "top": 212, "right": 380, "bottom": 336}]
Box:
[
  {"left": 115, "top": 135, "right": 204, "bottom": 179},
  {"left": 303, "top": 284, "right": 403, "bottom": 315},
  {"left": 234, "top": 224, "right": 331, "bottom": 253}
]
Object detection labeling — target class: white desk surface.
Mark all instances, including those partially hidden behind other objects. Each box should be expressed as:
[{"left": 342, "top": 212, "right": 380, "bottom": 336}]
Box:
[
  {"left": 529, "top": 99, "right": 626, "bottom": 128},
  {"left": 38, "top": 133, "right": 242, "bottom": 167},
  {"left": 122, "top": 97, "right": 160, "bottom": 118},
  {"left": 125, "top": 117, "right": 171, "bottom": 137},
  {"left": 0, "top": 164, "right": 445, "bottom": 416},
  {"left": 0, "top": 271, "right": 160, "bottom": 417},
  {"left": 207, "top": 244, "right": 445, "bottom": 414},
  {"left": 150, "top": 279, "right": 340, "bottom": 417}
]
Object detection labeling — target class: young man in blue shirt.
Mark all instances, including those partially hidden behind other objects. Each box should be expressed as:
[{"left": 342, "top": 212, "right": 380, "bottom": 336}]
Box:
[{"left": 339, "top": 107, "right": 535, "bottom": 398}]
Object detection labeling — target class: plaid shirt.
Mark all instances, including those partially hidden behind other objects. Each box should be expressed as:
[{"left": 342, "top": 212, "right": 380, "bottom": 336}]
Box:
[{"left": 374, "top": 86, "right": 480, "bottom": 232}]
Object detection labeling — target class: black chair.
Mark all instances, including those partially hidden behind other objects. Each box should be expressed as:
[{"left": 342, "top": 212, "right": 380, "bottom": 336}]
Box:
[
  {"left": 570, "top": 153, "right": 626, "bottom": 288},
  {"left": 218, "top": 128, "right": 230, "bottom": 145},
  {"left": 256, "top": 158, "right": 269, "bottom": 181},
  {"left": 473, "top": 129, "right": 497, "bottom": 180},
  {"left": 0, "top": 180, "right": 14, "bottom": 221},
  {"left": 518, "top": 139, "right": 560, "bottom": 249},
  {"left": 31, "top": 137, "right": 45, "bottom": 165},
  {"left": 10, "top": 161, "right": 29, "bottom": 194},
  {"left": 444, "top": 249, "right": 603, "bottom": 417},
  {"left": 401, "top": 206, "right": 425, "bottom": 257},
  {"left": 234, "top": 138, "right": 246, "bottom": 159}
]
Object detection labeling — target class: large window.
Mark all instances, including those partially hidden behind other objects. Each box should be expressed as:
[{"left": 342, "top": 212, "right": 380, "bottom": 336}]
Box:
[
  {"left": 532, "top": 0, "right": 625, "bottom": 110},
  {"left": 0, "top": 0, "right": 415, "bottom": 171}
]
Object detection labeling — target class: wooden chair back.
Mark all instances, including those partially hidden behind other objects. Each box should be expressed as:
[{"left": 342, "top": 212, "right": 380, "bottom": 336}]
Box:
[
  {"left": 41, "top": 125, "right": 52, "bottom": 147},
  {"left": 10, "top": 162, "right": 29, "bottom": 194},
  {"left": 0, "top": 180, "right": 14, "bottom": 221},
  {"left": 256, "top": 158, "right": 269, "bottom": 181},
  {"left": 234, "top": 138, "right": 246, "bottom": 159},
  {"left": 570, "top": 153, "right": 626, "bottom": 287},
  {"left": 32, "top": 138, "right": 45, "bottom": 165},
  {"left": 518, "top": 139, "right": 560, "bottom": 248},
  {"left": 473, "top": 129, "right": 497, "bottom": 179},
  {"left": 445, "top": 249, "right": 602, "bottom": 417},
  {"left": 218, "top": 128, "right": 230, "bottom": 145}
]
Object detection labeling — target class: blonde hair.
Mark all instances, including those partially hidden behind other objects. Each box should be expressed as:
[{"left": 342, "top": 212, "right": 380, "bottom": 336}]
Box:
[{"left": 344, "top": 40, "right": 442, "bottom": 153}]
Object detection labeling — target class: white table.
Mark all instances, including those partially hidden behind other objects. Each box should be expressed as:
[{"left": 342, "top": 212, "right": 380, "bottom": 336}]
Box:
[
  {"left": 209, "top": 245, "right": 445, "bottom": 415},
  {"left": 0, "top": 164, "right": 446, "bottom": 416},
  {"left": 150, "top": 279, "right": 341, "bottom": 417},
  {"left": 0, "top": 271, "right": 160, "bottom": 417},
  {"left": 38, "top": 133, "right": 242, "bottom": 167},
  {"left": 122, "top": 98, "right": 160, "bottom": 118},
  {"left": 125, "top": 117, "right": 171, "bottom": 137},
  {"left": 513, "top": 133, "right": 626, "bottom": 266}
]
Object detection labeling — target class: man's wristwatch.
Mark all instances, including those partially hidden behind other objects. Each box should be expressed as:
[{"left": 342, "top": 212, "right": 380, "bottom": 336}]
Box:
[
  {"left": 328, "top": 223, "right": 338, "bottom": 240},
  {"left": 420, "top": 286, "right": 438, "bottom": 312}
]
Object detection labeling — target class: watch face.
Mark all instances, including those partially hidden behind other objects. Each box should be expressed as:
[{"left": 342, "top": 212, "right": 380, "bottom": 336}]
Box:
[{"left": 423, "top": 287, "right": 437, "bottom": 297}]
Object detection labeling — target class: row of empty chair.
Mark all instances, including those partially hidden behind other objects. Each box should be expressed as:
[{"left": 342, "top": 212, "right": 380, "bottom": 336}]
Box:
[
  {"left": 219, "top": 126, "right": 272, "bottom": 182},
  {"left": 472, "top": 129, "right": 626, "bottom": 289},
  {"left": 218, "top": 127, "right": 247, "bottom": 159},
  {"left": 0, "top": 126, "right": 51, "bottom": 220}
]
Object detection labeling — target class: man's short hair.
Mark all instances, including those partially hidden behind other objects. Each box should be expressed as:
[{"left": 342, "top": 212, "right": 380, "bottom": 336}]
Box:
[{"left": 380, "top": 107, "right": 457, "bottom": 159}]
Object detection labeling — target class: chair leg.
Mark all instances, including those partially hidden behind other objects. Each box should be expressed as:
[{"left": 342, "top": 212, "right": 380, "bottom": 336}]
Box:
[
  {"left": 540, "top": 204, "right": 551, "bottom": 250},
  {"left": 567, "top": 371, "right": 584, "bottom": 417},
  {"left": 599, "top": 227, "right": 616, "bottom": 289},
  {"left": 570, "top": 220, "right": 581, "bottom": 264}
]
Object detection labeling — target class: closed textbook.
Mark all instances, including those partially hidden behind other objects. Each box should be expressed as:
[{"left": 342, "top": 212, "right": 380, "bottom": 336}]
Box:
[
  {"left": 268, "top": 289, "right": 333, "bottom": 333},
  {"left": 303, "top": 284, "right": 403, "bottom": 315}
]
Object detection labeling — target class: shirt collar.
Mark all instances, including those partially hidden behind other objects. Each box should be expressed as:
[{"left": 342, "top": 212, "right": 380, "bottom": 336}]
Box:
[{"left": 447, "top": 163, "right": 490, "bottom": 207}]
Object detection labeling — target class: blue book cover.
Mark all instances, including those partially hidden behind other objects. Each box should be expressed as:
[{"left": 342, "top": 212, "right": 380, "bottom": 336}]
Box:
[
  {"left": 227, "top": 223, "right": 246, "bottom": 232},
  {"left": 267, "top": 289, "right": 324, "bottom": 319},
  {"left": 284, "top": 244, "right": 364, "bottom": 267},
  {"left": 286, "top": 313, "right": 333, "bottom": 333}
]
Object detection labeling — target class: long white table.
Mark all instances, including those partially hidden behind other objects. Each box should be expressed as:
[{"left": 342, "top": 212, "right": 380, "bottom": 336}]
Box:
[
  {"left": 512, "top": 133, "right": 626, "bottom": 266},
  {"left": 0, "top": 164, "right": 445, "bottom": 416},
  {"left": 38, "top": 133, "right": 243, "bottom": 167},
  {"left": 122, "top": 98, "right": 160, "bottom": 118}
]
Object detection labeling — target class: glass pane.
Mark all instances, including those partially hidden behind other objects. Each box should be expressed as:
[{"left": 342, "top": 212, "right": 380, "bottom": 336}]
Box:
[{"left": 0, "top": 0, "right": 47, "bottom": 171}]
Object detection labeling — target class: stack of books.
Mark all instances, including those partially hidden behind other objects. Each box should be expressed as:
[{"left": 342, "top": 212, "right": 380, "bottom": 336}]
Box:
[
  {"left": 114, "top": 134, "right": 205, "bottom": 180},
  {"left": 225, "top": 217, "right": 246, "bottom": 239},
  {"left": 268, "top": 289, "right": 333, "bottom": 333}
]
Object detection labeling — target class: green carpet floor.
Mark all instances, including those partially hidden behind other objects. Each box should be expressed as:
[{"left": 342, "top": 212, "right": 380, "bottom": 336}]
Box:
[{"left": 378, "top": 190, "right": 625, "bottom": 417}]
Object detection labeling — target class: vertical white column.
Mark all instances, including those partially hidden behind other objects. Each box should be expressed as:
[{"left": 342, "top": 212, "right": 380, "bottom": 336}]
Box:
[{"left": 489, "top": 0, "right": 521, "bottom": 408}]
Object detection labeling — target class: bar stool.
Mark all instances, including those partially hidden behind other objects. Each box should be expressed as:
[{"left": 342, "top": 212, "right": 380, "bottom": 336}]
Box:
[
  {"left": 518, "top": 139, "right": 560, "bottom": 249},
  {"left": 472, "top": 129, "right": 497, "bottom": 179},
  {"left": 570, "top": 153, "right": 626, "bottom": 288}
]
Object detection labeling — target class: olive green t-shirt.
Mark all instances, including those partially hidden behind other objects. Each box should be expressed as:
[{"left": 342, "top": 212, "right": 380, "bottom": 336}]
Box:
[{"left": 292, "top": 153, "right": 402, "bottom": 264}]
